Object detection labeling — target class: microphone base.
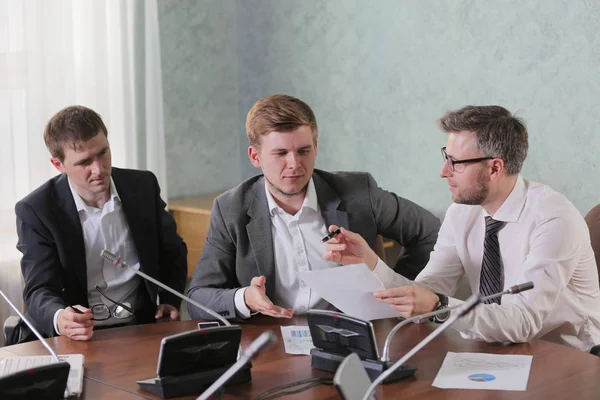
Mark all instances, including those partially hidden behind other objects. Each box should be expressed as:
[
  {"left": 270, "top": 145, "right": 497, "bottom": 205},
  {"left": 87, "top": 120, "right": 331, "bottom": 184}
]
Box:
[
  {"left": 310, "top": 348, "right": 416, "bottom": 384},
  {"left": 137, "top": 362, "right": 252, "bottom": 398}
]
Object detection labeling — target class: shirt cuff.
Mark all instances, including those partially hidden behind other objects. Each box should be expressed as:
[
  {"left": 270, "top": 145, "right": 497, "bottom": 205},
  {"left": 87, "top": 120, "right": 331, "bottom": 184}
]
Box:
[
  {"left": 446, "top": 297, "right": 476, "bottom": 334},
  {"left": 234, "top": 287, "right": 252, "bottom": 319},
  {"left": 53, "top": 308, "right": 64, "bottom": 336},
  {"left": 371, "top": 257, "right": 403, "bottom": 289}
]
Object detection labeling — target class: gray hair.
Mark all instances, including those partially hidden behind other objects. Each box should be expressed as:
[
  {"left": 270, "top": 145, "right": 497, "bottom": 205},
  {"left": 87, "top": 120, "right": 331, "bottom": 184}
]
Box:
[{"left": 438, "top": 105, "right": 528, "bottom": 175}]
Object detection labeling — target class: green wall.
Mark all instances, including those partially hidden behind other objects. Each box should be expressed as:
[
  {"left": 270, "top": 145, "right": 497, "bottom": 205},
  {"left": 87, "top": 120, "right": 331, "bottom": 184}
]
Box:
[{"left": 161, "top": 0, "right": 600, "bottom": 216}]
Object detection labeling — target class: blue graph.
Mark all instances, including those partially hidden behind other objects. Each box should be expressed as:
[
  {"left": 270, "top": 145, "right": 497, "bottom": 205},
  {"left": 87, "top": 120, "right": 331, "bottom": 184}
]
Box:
[{"left": 468, "top": 373, "right": 496, "bottom": 382}]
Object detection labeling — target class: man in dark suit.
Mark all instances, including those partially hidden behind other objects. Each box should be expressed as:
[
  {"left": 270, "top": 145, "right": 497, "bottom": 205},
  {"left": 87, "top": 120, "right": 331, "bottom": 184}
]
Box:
[
  {"left": 187, "top": 94, "right": 440, "bottom": 321},
  {"left": 15, "top": 105, "right": 187, "bottom": 341}
]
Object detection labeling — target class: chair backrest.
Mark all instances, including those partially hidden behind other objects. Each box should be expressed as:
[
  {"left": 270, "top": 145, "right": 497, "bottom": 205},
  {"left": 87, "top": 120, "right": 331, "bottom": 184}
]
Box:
[
  {"left": 584, "top": 204, "right": 600, "bottom": 279},
  {"left": 3, "top": 316, "right": 31, "bottom": 347}
]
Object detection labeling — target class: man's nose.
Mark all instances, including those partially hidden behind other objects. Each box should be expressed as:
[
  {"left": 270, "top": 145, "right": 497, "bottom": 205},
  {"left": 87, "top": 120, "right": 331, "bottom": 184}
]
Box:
[
  {"left": 286, "top": 153, "right": 299, "bottom": 168},
  {"left": 91, "top": 160, "right": 102, "bottom": 175},
  {"left": 440, "top": 161, "right": 452, "bottom": 178}
]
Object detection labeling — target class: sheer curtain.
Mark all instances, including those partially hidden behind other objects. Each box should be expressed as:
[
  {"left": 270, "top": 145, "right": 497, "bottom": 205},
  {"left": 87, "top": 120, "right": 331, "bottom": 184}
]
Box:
[{"left": 0, "top": 0, "right": 167, "bottom": 333}]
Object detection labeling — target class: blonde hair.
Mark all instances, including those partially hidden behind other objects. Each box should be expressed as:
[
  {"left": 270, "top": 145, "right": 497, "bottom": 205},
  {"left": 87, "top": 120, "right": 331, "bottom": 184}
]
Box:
[{"left": 246, "top": 94, "right": 318, "bottom": 147}]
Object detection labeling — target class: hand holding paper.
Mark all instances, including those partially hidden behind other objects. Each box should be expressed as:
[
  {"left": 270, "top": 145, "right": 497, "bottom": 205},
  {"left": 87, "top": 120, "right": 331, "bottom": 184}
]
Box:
[{"left": 298, "top": 264, "right": 402, "bottom": 320}]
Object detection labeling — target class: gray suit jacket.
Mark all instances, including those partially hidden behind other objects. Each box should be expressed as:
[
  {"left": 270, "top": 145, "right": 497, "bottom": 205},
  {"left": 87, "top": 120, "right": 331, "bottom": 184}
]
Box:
[{"left": 187, "top": 169, "right": 440, "bottom": 320}]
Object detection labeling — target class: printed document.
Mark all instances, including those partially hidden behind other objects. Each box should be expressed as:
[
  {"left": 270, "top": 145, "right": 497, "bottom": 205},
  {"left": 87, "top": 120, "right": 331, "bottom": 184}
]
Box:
[
  {"left": 432, "top": 352, "right": 533, "bottom": 391},
  {"left": 280, "top": 325, "right": 314, "bottom": 355},
  {"left": 298, "top": 263, "right": 402, "bottom": 320}
]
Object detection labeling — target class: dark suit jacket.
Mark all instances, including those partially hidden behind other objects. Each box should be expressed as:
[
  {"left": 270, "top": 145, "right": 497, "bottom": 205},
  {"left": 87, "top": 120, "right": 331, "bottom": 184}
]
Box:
[
  {"left": 15, "top": 168, "right": 187, "bottom": 338},
  {"left": 187, "top": 170, "right": 440, "bottom": 320}
]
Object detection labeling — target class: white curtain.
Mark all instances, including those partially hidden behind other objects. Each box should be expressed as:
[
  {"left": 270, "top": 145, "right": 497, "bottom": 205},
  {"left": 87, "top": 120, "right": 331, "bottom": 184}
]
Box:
[{"left": 0, "top": 0, "right": 167, "bottom": 334}]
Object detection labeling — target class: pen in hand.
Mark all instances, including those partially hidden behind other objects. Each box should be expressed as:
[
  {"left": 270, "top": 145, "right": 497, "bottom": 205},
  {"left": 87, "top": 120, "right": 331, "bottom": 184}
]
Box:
[
  {"left": 321, "top": 228, "right": 341, "bottom": 243},
  {"left": 69, "top": 305, "right": 84, "bottom": 314},
  {"left": 63, "top": 287, "right": 85, "bottom": 314},
  {"left": 62, "top": 287, "right": 86, "bottom": 314}
]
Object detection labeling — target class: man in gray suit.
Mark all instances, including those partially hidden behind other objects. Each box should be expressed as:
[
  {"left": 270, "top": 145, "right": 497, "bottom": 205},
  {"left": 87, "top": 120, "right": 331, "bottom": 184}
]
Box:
[{"left": 187, "top": 94, "right": 440, "bottom": 320}]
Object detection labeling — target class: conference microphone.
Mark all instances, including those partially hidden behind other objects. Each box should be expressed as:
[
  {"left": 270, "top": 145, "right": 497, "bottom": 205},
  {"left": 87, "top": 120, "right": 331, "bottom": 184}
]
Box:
[
  {"left": 0, "top": 288, "right": 73, "bottom": 399},
  {"left": 102, "top": 249, "right": 258, "bottom": 398},
  {"left": 360, "top": 294, "right": 482, "bottom": 400},
  {"left": 380, "top": 281, "right": 534, "bottom": 362},
  {"left": 0, "top": 289, "right": 61, "bottom": 363},
  {"left": 100, "top": 249, "right": 230, "bottom": 327},
  {"left": 197, "top": 331, "right": 277, "bottom": 400}
]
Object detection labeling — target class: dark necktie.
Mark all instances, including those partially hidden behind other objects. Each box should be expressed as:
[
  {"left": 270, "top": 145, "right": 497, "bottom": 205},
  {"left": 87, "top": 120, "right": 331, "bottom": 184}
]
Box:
[{"left": 479, "top": 216, "right": 504, "bottom": 304}]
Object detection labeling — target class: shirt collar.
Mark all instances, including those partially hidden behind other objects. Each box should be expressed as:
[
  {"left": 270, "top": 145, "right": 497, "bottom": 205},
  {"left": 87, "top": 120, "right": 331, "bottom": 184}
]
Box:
[
  {"left": 68, "top": 176, "right": 121, "bottom": 213},
  {"left": 484, "top": 175, "right": 526, "bottom": 223},
  {"left": 264, "top": 178, "right": 319, "bottom": 216}
]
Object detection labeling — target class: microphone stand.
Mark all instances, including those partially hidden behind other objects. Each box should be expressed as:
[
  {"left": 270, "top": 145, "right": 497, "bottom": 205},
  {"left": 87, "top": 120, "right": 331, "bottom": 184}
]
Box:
[
  {"left": 101, "top": 250, "right": 231, "bottom": 326},
  {"left": 0, "top": 289, "right": 60, "bottom": 363},
  {"left": 101, "top": 250, "right": 253, "bottom": 398},
  {"left": 0, "top": 288, "right": 74, "bottom": 399},
  {"left": 197, "top": 331, "right": 277, "bottom": 400},
  {"left": 361, "top": 294, "right": 482, "bottom": 400},
  {"left": 380, "top": 282, "right": 534, "bottom": 362}
]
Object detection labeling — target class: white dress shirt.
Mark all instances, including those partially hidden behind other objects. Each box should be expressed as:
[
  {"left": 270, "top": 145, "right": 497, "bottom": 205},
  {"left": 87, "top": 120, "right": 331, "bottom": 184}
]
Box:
[
  {"left": 234, "top": 179, "right": 339, "bottom": 317},
  {"left": 373, "top": 176, "right": 600, "bottom": 351},
  {"left": 53, "top": 177, "right": 142, "bottom": 333}
]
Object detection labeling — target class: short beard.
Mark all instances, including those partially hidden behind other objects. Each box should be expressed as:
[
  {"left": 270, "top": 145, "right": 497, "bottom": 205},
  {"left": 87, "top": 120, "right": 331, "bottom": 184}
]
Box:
[
  {"left": 265, "top": 176, "right": 308, "bottom": 198},
  {"left": 453, "top": 168, "right": 489, "bottom": 205}
]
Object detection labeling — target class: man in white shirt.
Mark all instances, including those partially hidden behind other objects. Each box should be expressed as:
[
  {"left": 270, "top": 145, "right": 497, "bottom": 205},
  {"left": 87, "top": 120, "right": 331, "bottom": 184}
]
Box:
[
  {"left": 187, "top": 94, "right": 441, "bottom": 320},
  {"left": 15, "top": 106, "right": 187, "bottom": 341},
  {"left": 324, "top": 105, "right": 600, "bottom": 351}
]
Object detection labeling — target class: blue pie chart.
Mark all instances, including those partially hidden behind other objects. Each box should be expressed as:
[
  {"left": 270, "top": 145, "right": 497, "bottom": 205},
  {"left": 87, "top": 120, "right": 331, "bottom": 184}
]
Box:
[{"left": 468, "top": 373, "right": 496, "bottom": 382}]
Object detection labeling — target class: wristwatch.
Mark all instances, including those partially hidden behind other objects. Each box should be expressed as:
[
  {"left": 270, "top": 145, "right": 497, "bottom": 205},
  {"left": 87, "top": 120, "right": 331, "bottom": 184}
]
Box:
[{"left": 431, "top": 293, "right": 450, "bottom": 323}]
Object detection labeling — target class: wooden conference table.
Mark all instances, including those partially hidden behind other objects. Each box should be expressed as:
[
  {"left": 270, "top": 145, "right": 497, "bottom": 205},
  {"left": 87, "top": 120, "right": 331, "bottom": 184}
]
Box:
[{"left": 3, "top": 316, "right": 600, "bottom": 399}]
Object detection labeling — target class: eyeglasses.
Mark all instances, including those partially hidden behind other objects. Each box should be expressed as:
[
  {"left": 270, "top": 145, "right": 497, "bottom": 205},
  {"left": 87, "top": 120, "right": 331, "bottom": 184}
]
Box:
[
  {"left": 441, "top": 147, "right": 494, "bottom": 172},
  {"left": 69, "top": 285, "right": 134, "bottom": 321}
]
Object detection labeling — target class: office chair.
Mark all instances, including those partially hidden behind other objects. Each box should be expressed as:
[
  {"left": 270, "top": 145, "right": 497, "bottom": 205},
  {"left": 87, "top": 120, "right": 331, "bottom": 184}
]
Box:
[{"left": 3, "top": 316, "right": 26, "bottom": 347}]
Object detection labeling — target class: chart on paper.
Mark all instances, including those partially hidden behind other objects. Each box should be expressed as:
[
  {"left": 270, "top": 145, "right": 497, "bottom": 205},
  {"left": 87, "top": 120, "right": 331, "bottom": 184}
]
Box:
[
  {"left": 432, "top": 352, "right": 533, "bottom": 391},
  {"left": 280, "top": 326, "right": 314, "bottom": 355}
]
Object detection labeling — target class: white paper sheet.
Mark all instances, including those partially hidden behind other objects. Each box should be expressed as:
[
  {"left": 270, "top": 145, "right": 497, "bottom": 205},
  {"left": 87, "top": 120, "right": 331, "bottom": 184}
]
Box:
[
  {"left": 432, "top": 352, "right": 533, "bottom": 391},
  {"left": 280, "top": 325, "right": 314, "bottom": 355},
  {"left": 298, "top": 263, "right": 402, "bottom": 320}
]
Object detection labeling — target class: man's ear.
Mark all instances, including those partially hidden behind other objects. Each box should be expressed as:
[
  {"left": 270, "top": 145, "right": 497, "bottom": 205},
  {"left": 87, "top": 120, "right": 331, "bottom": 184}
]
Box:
[
  {"left": 248, "top": 146, "right": 261, "bottom": 168},
  {"left": 489, "top": 158, "right": 505, "bottom": 181},
  {"left": 50, "top": 157, "right": 65, "bottom": 173}
]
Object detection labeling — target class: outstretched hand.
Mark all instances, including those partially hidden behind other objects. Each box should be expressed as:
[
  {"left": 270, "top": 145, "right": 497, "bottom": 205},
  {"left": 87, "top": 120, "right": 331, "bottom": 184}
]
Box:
[{"left": 244, "top": 276, "right": 293, "bottom": 318}]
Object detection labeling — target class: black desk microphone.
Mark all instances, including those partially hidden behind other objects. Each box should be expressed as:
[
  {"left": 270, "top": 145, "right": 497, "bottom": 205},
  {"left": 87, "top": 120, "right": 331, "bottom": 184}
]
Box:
[
  {"left": 197, "top": 331, "right": 277, "bottom": 400},
  {"left": 332, "top": 293, "right": 482, "bottom": 400},
  {"left": 0, "top": 288, "right": 73, "bottom": 399},
  {"left": 101, "top": 250, "right": 259, "bottom": 398}
]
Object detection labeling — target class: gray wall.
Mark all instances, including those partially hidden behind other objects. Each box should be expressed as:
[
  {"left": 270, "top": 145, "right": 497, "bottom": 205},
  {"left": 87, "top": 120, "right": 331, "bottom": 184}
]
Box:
[
  {"left": 160, "top": 0, "right": 600, "bottom": 216},
  {"left": 158, "top": 0, "right": 240, "bottom": 198}
]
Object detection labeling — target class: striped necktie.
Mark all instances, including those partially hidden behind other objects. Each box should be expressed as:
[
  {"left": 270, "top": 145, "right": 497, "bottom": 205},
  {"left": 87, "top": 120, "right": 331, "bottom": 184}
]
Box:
[{"left": 479, "top": 216, "right": 504, "bottom": 304}]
